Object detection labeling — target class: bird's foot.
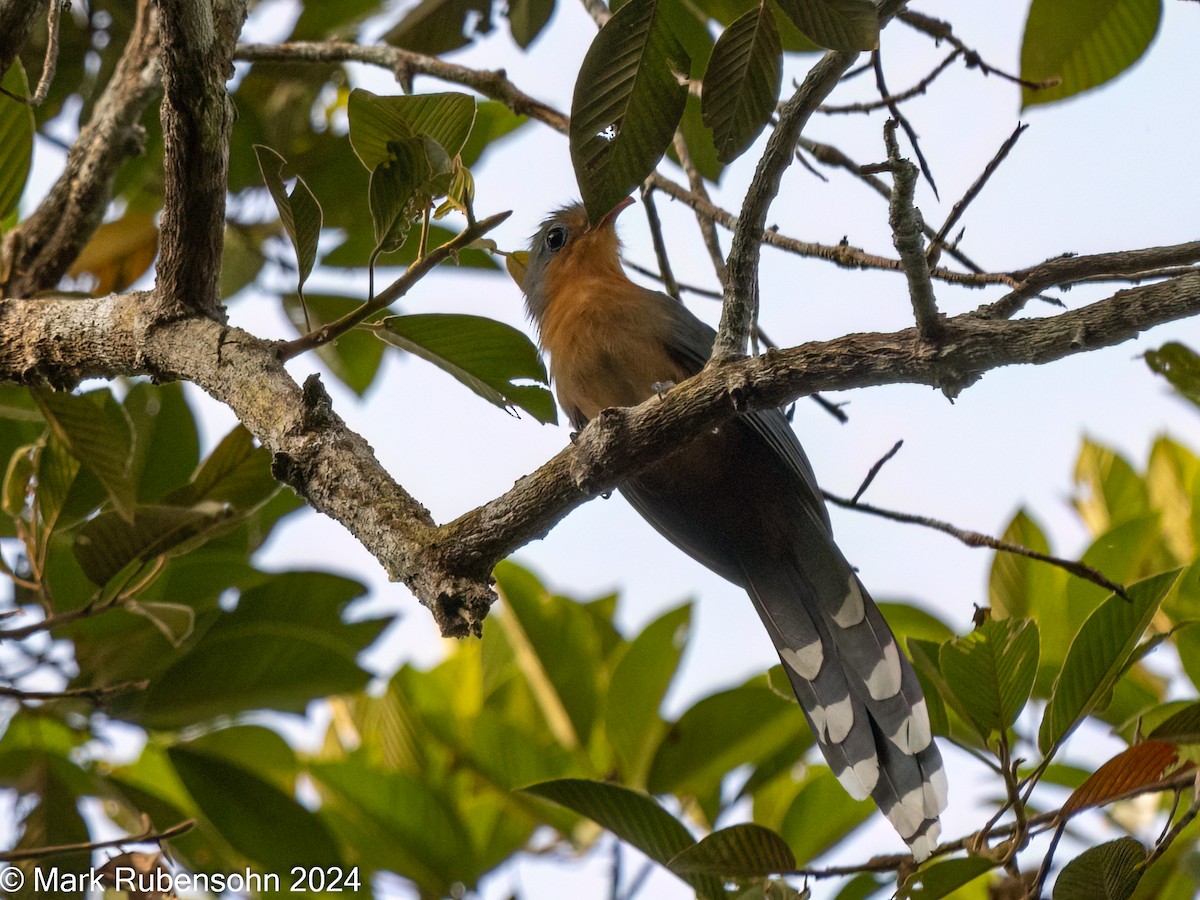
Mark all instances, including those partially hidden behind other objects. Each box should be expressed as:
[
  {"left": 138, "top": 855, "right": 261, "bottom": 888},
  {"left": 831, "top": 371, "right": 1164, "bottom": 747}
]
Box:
[{"left": 651, "top": 380, "right": 676, "bottom": 400}]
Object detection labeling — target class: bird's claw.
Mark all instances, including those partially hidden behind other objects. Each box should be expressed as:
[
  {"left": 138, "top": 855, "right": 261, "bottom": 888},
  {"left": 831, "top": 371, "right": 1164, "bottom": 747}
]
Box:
[{"left": 651, "top": 381, "right": 676, "bottom": 400}]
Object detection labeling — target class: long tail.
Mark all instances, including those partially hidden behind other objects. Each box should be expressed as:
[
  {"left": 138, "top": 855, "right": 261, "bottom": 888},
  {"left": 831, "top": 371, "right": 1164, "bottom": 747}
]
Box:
[{"left": 740, "top": 554, "right": 947, "bottom": 860}]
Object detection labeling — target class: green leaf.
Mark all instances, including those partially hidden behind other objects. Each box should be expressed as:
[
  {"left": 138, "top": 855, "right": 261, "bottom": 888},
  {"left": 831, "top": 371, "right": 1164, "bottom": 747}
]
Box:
[
  {"left": 647, "top": 681, "right": 807, "bottom": 802},
  {"left": 282, "top": 294, "right": 386, "bottom": 396},
  {"left": 671, "top": 92, "right": 724, "bottom": 183},
  {"left": 605, "top": 603, "right": 691, "bottom": 783},
  {"left": 702, "top": 5, "right": 783, "bottom": 163},
  {"left": 373, "top": 313, "right": 556, "bottom": 423},
  {"left": 33, "top": 389, "right": 137, "bottom": 521},
  {"left": 116, "top": 572, "right": 382, "bottom": 728},
  {"left": 899, "top": 856, "right": 995, "bottom": 899},
  {"left": 1074, "top": 439, "right": 1149, "bottom": 534},
  {"left": 254, "top": 145, "right": 323, "bottom": 297},
  {"left": 1053, "top": 837, "right": 1147, "bottom": 900},
  {"left": 939, "top": 617, "right": 1039, "bottom": 742},
  {"left": 124, "top": 382, "right": 201, "bottom": 505},
  {"left": 770, "top": 0, "right": 878, "bottom": 52},
  {"left": 311, "top": 762, "right": 480, "bottom": 896},
  {"left": 0, "top": 59, "right": 35, "bottom": 222},
  {"left": 570, "top": 0, "right": 690, "bottom": 222},
  {"left": 494, "top": 561, "right": 603, "bottom": 748},
  {"left": 1148, "top": 700, "right": 1200, "bottom": 744},
  {"left": 34, "top": 435, "right": 82, "bottom": 538},
  {"left": 523, "top": 779, "right": 724, "bottom": 898},
  {"left": 1039, "top": 570, "right": 1180, "bottom": 757},
  {"left": 507, "top": 0, "right": 555, "bottom": 47},
  {"left": 382, "top": 0, "right": 493, "bottom": 54},
  {"left": 989, "top": 509, "right": 1064, "bottom": 621},
  {"left": 1146, "top": 342, "right": 1200, "bottom": 411},
  {"left": 367, "top": 135, "right": 451, "bottom": 252},
  {"left": 460, "top": 101, "right": 530, "bottom": 167},
  {"left": 169, "top": 746, "right": 340, "bottom": 872},
  {"left": 1020, "top": 0, "right": 1161, "bottom": 109},
  {"left": 778, "top": 768, "right": 872, "bottom": 865},
  {"left": 348, "top": 89, "right": 476, "bottom": 170},
  {"left": 668, "top": 822, "right": 795, "bottom": 878},
  {"left": 166, "top": 424, "right": 276, "bottom": 510}
]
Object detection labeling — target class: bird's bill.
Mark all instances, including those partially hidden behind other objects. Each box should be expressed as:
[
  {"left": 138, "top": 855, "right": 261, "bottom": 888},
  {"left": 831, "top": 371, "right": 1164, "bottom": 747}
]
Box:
[{"left": 596, "top": 196, "right": 635, "bottom": 230}]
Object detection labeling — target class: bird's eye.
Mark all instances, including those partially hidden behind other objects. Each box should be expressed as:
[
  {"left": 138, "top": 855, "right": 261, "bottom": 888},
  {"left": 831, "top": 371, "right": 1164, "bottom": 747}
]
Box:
[{"left": 545, "top": 225, "right": 568, "bottom": 252}]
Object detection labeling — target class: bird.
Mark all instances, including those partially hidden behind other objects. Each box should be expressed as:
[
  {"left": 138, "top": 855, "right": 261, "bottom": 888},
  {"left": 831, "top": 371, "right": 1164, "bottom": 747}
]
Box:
[{"left": 520, "top": 197, "right": 947, "bottom": 860}]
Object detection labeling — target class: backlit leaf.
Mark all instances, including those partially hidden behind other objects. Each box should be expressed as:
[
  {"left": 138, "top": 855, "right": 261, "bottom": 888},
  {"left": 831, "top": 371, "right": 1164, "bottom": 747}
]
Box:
[
  {"left": 1061, "top": 740, "right": 1180, "bottom": 816},
  {"left": 1039, "top": 570, "right": 1179, "bottom": 757},
  {"left": 348, "top": 89, "right": 476, "bottom": 170},
  {"left": 1020, "top": 0, "right": 1160, "bottom": 109},
  {"left": 668, "top": 822, "right": 795, "bottom": 878},
  {"left": 939, "top": 617, "right": 1039, "bottom": 741},
  {"left": 67, "top": 211, "right": 159, "bottom": 294},
  {"left": 0, "top": 60, "right": 34, "bottom": 222}
]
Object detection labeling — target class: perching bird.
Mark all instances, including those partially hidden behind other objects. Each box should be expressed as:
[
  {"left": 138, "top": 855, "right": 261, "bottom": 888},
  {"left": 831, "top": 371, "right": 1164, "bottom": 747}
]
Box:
[{"left": 521, "top": 198, "right": 947, "bottom": 859}]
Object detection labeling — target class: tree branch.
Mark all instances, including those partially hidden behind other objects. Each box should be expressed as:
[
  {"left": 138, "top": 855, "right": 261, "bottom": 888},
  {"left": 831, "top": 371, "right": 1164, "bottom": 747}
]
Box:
[
  {"left": 1, "top": 0, "right": 161, "bottom": 298},
  {"left": 3, "top": 262, "right": 1197, "bottom": 638},
  {"left": 155, "top": 0, "right": 246, "bottom": 319}
]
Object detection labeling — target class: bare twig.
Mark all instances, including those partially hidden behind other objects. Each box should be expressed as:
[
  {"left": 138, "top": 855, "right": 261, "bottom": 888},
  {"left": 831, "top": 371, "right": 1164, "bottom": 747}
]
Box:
[
  {"left": 928, "top": 123, "right": 1027, "bottom": 267},
  {"left": 0, "top": 678, "right": 148, "bottom": 704},
  {"left": 277, "top": 211, "right": 511, "bottom": 359},
  {"left": 671, "top": 131, "right": 727, "bottom": 288},
  {"left": 851, "top": 440, "right": 903, "bottom": 503},
  {"left": 639, "top": 186, "right": 680, "bottom": 301},
  {"left": 0, "top": 819, "right": 196, "bottom": 864},
  {"left": 822, "top": 489, "right": 1127, "bottom": 597},
  {"left": 872, "top": 49, "right": 938, "bottom": 197},
  {"left": 819, "top": 50, "right": 961, "bottom": 114},
  {"left": 899, "top": 10, "right": 1061, "bottom": 93}
]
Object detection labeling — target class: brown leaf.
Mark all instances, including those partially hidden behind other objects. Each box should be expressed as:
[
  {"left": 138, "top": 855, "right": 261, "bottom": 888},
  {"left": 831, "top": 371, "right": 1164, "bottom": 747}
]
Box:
[
  {"left": 1062, "top": 740, "right": 1184, "bottom": 816},
  {"left": 68, "top": 212, "right": 159, "bottom": 295}
]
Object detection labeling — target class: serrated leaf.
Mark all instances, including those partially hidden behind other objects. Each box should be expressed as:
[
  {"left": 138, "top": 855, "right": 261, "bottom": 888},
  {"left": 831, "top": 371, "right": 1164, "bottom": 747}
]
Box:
[
  {"left": 522, "top": 779, "right": 724, "bottom": 898},
  {"left": 254, "top": 145, "right": 323, "bottom": 297},
  {"left": 33, "top": 389, "right": 137, "bottom": 521},
  {"left": 1062, "top": 740, "right": 1181, "bottom": 816},
  {"left": 0, "top": 59, "right": 35, "bottom": 222},
  {"left": 939, "top": 617, "right": 1039, "bottom": 742},
  {"left": 1020, "top": 0, "right": 1160, "bottom": 109},
  {"left": 702, "top": 5, "right": 783, "bottom": 163},
  {"left": 348, "top": 89, "right": 476, "bottom": 171},
  {"left": 570, "top": 0, "right": 690, "bottom": 222},
  {"left": 899, "top": 856, "right": 995, "bottom": 899},
  {"left": 373, "top": 313, "right": 556, "bottom": 423},
  {"left": 67, "top": 211, "right": 159, "bottom": 295},
  {"left": 1039, "top": 571, "right": 1180, "bottom": 757},
  {"left": 668, "top": 822, "right": 795, "bottom": 878},
  {"left": 1146, "top": 342, "right": 1200, "bottom": 411},
  {"left": 770, "top": 0, "right": 878, "bottom": 52},
  {"left": 1053, "top": 837, "right": 1147, "bottom": 900}
]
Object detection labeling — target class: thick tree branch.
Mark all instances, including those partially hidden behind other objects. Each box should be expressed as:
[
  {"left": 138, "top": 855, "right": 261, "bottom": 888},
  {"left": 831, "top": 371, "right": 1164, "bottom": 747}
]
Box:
[
  {"left": 0, "top": 0, "right": 161, "bottom": 297},
  {"left": 155, "top": 0, "right": 246, "bottom": 319},
  {"left": 2, "top": 272, "right": 1197, "bottom": 635}
]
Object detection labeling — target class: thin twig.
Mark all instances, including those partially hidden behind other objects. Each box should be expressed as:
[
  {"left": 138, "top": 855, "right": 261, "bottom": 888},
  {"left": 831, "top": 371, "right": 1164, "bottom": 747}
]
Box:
[
  {"left": 928, "top": 123, "right": 1027, "bottom": 267},
  {"left": 623, "top": 259, "right": 720, "bottom": 299},
  {"left": 0, "top": 819, "right": 196, "bottom": 864},
  {"left": 851, "top": 440, "right": 903, "bottom": 503},
  {"left": 822, "top": 491, "right": 1128, "bottom": 598},
  {"left": 899, "top": 10, "right": 1061, "bottom": 93},
  {"left": 872, "top": 49, "right": 938, "bottom": 198},
  {"left": 639, "top": 186, "right": 680, "bottom": 301},
  {"left": 820, "top": 49, "right": 961, "bottom": 114},
  {"left": 0, "top": 679, "right": 148, "bottom": 703},
  {"left": 1, "top": 0, "right": 64, "bottom": 105},
  {"left": 671, "top": 131, "right": 727, "bottom": 288},
  {"left": 277, "top": 211, "right": 511, "bottom": 359}
]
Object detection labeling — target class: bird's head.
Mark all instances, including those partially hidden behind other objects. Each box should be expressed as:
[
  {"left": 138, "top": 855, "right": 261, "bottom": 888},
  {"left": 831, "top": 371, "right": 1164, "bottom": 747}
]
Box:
[{"left": 522, "top": 197, "right": 634, "bottom": 323}]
